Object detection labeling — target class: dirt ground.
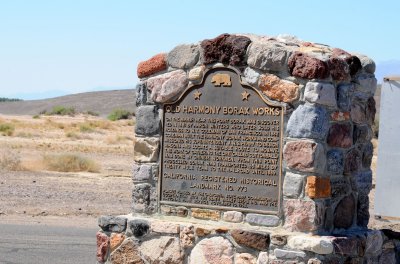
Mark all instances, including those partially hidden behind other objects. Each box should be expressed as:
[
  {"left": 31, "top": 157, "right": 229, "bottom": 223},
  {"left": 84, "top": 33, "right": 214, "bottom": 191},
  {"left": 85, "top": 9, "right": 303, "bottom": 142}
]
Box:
[
  {"left": 0, "top": 114, "right": 133, "bottom": 223},
  {"left": 0, "top": 114, "right": 398, "bottom": 231}
]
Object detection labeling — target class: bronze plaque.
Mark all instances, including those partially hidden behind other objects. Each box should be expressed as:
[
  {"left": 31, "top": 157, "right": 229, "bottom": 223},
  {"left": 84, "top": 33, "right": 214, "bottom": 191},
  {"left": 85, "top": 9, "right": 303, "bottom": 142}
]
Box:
[{"left": 160, "top": 68, "right": 284, "bottom": 214}]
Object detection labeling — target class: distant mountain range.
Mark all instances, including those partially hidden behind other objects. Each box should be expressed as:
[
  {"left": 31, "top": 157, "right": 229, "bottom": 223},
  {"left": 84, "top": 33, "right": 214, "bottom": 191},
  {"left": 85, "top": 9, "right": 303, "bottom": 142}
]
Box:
[{"left": 0, "top": 89, "right": 136, "bottom": 117}]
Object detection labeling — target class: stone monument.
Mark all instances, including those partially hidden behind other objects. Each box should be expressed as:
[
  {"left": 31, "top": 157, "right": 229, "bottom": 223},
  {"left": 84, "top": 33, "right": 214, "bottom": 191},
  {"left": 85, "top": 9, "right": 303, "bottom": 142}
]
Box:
[{"left": 96, "top": 33, "right": 399, "bottom": 263}]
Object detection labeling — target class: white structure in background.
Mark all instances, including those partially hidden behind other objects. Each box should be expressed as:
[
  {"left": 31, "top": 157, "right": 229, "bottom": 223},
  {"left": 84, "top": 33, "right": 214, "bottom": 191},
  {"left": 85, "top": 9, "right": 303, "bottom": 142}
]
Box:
[{"left": 375, "top": 76, "right": 400, "bottom": 218}]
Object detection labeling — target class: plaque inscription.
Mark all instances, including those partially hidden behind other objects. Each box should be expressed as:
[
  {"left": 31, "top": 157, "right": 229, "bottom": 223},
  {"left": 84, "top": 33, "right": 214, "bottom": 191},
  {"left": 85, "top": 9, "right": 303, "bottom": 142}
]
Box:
[{"left": 160, "top": 68, "right": 284, "bottom": 214}]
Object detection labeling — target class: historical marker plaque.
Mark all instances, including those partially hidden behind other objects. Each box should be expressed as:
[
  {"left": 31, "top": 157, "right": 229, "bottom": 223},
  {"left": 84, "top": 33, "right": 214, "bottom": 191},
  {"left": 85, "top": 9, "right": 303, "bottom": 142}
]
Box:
[{"left": 160, "top": 68, "right": 284, "bottom": 214}]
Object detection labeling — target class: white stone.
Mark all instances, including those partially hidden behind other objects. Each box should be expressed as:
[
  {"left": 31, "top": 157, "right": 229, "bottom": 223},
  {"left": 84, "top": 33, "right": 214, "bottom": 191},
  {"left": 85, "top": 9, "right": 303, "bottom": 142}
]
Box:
[
  {"left": 257, "top": 252, "right": 269, "bottom": 264},
  {"left": 304, "top": 82, "right": 337, "bottom": 107},
  {"left": 190, "top": 237, "right": 233, "bottom": 264},
  {"left": 288, "top": 235, "right": 334, "bottom": 255},
  {"left": 274, "top": 248, "right": 306, "bottom": 259},
  {"left": 133, "top": 137, "right": 159, "bottom": 162},
  {"left": 139, "top": 236, "right": 183, "bottom": 263},
  {"left": 151, "top": 221, "right": 180, "bottom": 234},
  {"left": 243, "top": 67, "right": 260, "bottom": 86},
  {"left": 283, "top": 172, "right": 304, "bottom": 198},
  {"left": 223, "top": 211, "right": 243, "bottom": 223},
  {"left": 235, "top": 253, "right": 256, "bottom": 264}
]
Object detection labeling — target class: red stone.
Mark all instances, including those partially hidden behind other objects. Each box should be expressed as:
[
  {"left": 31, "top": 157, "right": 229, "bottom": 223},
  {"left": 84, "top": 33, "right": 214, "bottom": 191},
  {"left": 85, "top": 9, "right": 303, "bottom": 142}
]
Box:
[
  {"left": 96, "top": 231, "right": 109, "bottom": 262},
  {"left": 327, "top": 123, "right": 352, "bottom": 148},
  {"left": 344, "top": 148, "right": 362, "bottom": 174},
  {"left": 332, "top": 237, "right": 360, "bottom": 256},
  {"left": 331, "top": 111, "right": 350, "bottom": 121},
  {"left": 137, "top": 53, "right": 167, "bottom": 78},
  {"left": 328, "top": 57, "right": 350, "bottom": 81},
  {"left": 200, "top": 33, "right": 251, "bottom": 66},
  {"left": 230, "top": 229, "right": 270, "bottom": 251},
  {"left": 334, "top": 195, "right": 355, "bottom": 229},
  {"left": 284, "top": 199, "right": 323, "bottom": 232},
  {"left": 288, "top": 52, "right": 329, "bottom": 79},
  {"left": 283, "top": 140, "right": 322, "bottom": 172},
  {"left": 332, "top": 48, "right": 351, "bottom": 58}
]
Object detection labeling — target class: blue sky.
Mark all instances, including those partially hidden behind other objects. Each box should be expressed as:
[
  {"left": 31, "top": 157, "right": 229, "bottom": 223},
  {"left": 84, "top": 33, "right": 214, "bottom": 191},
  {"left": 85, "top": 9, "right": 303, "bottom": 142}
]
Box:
[{"left": 1, "top": 0, "right": 399, "bottom": 100}]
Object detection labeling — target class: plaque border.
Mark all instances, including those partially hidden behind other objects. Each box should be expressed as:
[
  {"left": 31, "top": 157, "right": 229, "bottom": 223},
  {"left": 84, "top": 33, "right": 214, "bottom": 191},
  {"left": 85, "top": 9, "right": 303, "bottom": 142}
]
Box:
[{"left": 158, "top": 66, "right": 285, "bottom": 216}]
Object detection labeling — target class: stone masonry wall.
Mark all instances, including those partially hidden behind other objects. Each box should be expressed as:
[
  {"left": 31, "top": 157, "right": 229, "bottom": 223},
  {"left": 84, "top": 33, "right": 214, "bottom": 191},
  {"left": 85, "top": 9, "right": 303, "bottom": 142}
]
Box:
[
  {"left": 96, "top": 215, "right": 400, "bottom": 263},
  {"left": 132, "top": 33, "right": 377, "bottom": 234}
]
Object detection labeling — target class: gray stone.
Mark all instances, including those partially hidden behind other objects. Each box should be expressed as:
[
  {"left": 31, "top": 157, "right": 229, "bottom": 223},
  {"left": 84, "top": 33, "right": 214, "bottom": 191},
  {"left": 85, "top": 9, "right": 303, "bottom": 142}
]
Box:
[
  {"left": 98, "top": 215, "right": 127, "bottom": 232},
  {"left": 246, "top": 213, "right": 279, "bottom": 226},
  {"left": 365, "top": 230, "right": 383, "bottom": 256},
  {"left": 247, "top": 42, "right": 290, "bottom": 72},
  {"left": 283, "top": 172, "right": 304, "bottom": 198},
  {"left": 274, "top": 248, "right": 306, "bottom": 259},
  {"left": 243, "top": 67, "right": 260, "bottom": 86},
  {"left": 379, "top": 249, "right": 397, "bottom": 264},
  {"left": 355, "top": 53, "right": 376, "bottom": 74},
  {"left": 326, "top": 149, "right": 344, "bottom": 175},
  {"left": 355, "top": 74, "right": 377, "bottom": 95},
  {"left": 222, "top": 211, "right": 243, "bottom": 223},
  {"left": 350, "top": 93, "right": 376, "bottom": 125},
  {"left": 167, "top": 44, "right": 200, "bottom": 69},
  {"left": 128, "top": 219, "right": 150, "bottom": 238},
  {"left": 362, "top": 142, "right": 373, "bottom": 168},
  {"left": 140, "top": 236, "right": 183, "bottom": 263},
  {"left": 287, "top": 236, "right": 334, "bottom": 254},
  {"left": 135, "top": 105, "right": 160, "bottom": 136},
  {"left": 287, "top": 104, "right": 329, "bottom": 140},
  {"left": 189, "top": 236, "right": 234, "bottom": 264},
  {"left": 136, "top": 82, "right": 152, "bottom": 106},
  {"left": 304, "top": 82, "right": 337, "bottom": 107},
  {"left": 353, "top": 125, "right": 372, "bottom": 144},
  {"left": 337, "top": 84, "right": 354, "bottom": 111},
  {"left": 132, "top": 163, "right": 153, "bottom": 183},
  {"left": 330, "top": 177, "right": 350, "bottom": 198},
  {"left": 354, "top": 170, "right": 373, "bottom": 194},
  {"left": 132, "top": 183, "right": 156, "bottom": 214},
  {"left": 357, "top": 193, "right": 370, "bottom": 227}
]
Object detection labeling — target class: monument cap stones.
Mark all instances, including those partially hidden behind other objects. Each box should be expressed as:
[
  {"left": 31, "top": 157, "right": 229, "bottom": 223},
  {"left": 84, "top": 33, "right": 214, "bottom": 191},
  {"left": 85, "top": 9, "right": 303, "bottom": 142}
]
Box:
[{"left": 96, "top": 34, "right": 399, "bottom": 264}]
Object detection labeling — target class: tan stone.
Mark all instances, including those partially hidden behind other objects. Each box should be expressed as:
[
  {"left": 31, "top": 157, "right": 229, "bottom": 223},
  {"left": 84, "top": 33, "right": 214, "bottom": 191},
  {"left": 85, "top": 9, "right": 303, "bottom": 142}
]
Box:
[
  {"left": 195, "top": 227, "right": 212, "bottom": 237},
  {"left": 258, "top": 73, "right": 299, "bottom": 103},
  {"left": 191, "top": 208, "right": 220, "bottom": 221},
  {"left": 299, "top": 45, "right": 329, "bottom": 54},
  {"left": 133, "top": 137, "right": 159, "bottom": 162},
  {"left": 110, "top": 239, "right": 143, "bottom": 264},
  {"left": 215, "top": 227, "right": 229, "bottom": 233},
  {"left": 180, "top": 225, "right": 195, "bottom": 248},
  {"left": 236, "top": 253, "right": 257, "bottom": 264},
  {"left": 110, "top": 233, "right": 125, "bottom": 252},
  {"left": 306, "top": 176, "right": 331, "bottom": 199},
  {"left": 139, "top": 236, "right": 183, "bottom": 263},
  {"left": 188, "top": 66, "right": 205, "bottom": 81},
  {"left": 151, "top": 221, "right": 180, "bottom": 234}
]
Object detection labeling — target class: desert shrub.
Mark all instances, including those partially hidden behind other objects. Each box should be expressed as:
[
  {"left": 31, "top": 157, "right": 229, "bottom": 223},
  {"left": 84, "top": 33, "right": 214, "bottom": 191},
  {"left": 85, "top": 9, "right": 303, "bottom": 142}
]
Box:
[
  {"left": 79, "top": 123, "right": 94, "bottom": 133},
  {"left": 85, "top": 110, "right": 99, "bottom": 116},
  {"left": 0, "top": 123, "right": 15, "bottom": 136},
  {"left": 107, "top": 109, "right": 133, "bottom": 121},
  {"left": 32, "top": 115, "right": 40, "bottom": 119},
  {"left": 372, "top": 117, "right": 379, "bottom": 138},
  {"left": 88, "top": 120, "right": 112, "bottom": 130},
  {"left": 0, "top": 150, "right": 22, "bottom": 171},
  {"left": 48, "top": 106, "right": 76, "bottom": 116},
  {"left": 65, "top": 131, "right": 81, "bottom": 139},
  {"left": 0, "top": 97, "right": 22, "bottom": 102},
  {"left": 43, "top": 153, "right": 100, "bottom": 173}
]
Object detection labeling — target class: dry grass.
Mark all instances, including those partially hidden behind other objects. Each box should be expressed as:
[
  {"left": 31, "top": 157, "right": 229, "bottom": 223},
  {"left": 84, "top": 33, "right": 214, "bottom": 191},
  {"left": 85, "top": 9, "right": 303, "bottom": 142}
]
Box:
[
  {"left": 0, "top": 149, "right": 23, "bottom": 171},
  {"left": 0, "top": 123, "right": 15, "bottom": 136},
  {"left": 43, "top": 153, "right": 100, "bottom": 173}
]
